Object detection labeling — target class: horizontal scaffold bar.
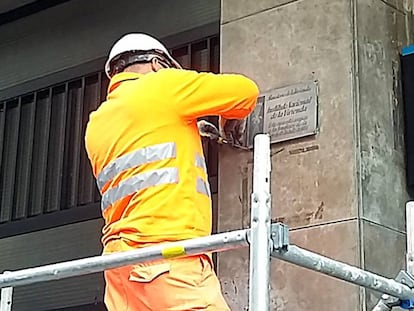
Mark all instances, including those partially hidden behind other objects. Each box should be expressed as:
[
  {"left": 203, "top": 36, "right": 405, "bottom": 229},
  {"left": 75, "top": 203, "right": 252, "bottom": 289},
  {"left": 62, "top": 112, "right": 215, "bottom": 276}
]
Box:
[
  {"left": 2, "top": 226, "right": 414, "bottom": 303},
  {"left": 272, "top": 245, "right": 414, "bottom": 301},
  {"left": 0, "top": 229, "right": 249, "bottom": 288}
]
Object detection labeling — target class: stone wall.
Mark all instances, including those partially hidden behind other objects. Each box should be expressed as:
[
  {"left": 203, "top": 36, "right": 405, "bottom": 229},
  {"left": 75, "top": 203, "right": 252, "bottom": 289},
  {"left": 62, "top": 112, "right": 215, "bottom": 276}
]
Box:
[{"left": 218, "top": 0, "right": 413, "bottom": 309}]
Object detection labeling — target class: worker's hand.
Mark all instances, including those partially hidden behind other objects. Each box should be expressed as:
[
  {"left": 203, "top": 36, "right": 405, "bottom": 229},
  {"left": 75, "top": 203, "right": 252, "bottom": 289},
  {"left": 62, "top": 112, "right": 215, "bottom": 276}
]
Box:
[
  {"left": 219, "top": 117, "right": 247, "bottom": 146},
  {"left": 197, "top": 120, "right": 221, "bottom": 141}
]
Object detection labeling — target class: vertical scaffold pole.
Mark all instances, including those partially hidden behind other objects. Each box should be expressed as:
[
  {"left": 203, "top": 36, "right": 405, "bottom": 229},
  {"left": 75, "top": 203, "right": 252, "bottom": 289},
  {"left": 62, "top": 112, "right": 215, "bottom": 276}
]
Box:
[
  {"left": 407, "top": 202, "right": 414, "bottom": 277},
  {"left": 0, "top": 272, "right": 13, "bottom": 311},
  {"left": 249, "top": 134, "right": 272, "bottom": 311}
]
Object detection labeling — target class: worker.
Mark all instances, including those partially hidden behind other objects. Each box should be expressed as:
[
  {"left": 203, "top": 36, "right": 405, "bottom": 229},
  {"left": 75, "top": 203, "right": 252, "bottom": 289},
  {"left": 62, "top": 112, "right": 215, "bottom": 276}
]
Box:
[{"left": 84, "top": 33, "right": 259, "bottom": 311}]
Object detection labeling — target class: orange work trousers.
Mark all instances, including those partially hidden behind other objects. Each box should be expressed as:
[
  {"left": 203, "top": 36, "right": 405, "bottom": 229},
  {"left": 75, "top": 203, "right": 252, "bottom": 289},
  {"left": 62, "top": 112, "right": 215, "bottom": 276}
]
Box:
[{"left": 103, "top": 239, "right": 231, "bottom": 311}]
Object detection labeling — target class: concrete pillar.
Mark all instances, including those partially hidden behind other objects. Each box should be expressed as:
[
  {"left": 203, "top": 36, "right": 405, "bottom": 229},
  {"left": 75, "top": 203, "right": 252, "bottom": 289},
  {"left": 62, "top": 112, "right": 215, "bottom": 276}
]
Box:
[{"left": 218, "top": 0, "right": 413, "bottom": 310}]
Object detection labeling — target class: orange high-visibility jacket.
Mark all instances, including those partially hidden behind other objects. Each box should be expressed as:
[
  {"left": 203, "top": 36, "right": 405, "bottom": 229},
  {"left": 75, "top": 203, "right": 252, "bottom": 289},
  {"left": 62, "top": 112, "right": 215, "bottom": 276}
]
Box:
[{"left": 85, "top": 68, "right": 259, "bottom": 249}]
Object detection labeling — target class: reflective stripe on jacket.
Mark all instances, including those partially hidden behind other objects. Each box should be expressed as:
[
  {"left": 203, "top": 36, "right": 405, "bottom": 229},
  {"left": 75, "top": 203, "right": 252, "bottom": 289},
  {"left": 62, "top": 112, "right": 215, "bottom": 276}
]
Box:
[{"left": 84, "top": 68, "right": 259, "bottom": 248}]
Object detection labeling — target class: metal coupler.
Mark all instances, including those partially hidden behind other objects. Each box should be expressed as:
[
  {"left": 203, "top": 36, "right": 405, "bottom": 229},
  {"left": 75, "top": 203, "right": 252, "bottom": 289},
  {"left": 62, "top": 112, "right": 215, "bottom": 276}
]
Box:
[{"left": 372, "top": 270, "right": 414, "bottom": 311}]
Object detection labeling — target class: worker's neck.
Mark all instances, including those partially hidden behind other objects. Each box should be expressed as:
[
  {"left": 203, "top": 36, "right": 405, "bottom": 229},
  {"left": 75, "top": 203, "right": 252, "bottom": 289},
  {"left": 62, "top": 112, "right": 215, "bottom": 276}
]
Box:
[{"left": 123, "top": 63, "right": 154, "bottom": 75}]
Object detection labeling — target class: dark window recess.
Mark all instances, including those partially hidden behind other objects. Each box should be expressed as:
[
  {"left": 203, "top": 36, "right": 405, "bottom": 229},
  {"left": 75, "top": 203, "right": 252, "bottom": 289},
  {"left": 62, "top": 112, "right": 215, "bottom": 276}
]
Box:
[
  {"left": 0, "top": 35, "right": 219, "bottom": 237},
  {"left": 0, "top": 100, "right": 20, "bottom": 222},
  {"left": 172, "top": 36, "right": 219, "bottom": 73}
]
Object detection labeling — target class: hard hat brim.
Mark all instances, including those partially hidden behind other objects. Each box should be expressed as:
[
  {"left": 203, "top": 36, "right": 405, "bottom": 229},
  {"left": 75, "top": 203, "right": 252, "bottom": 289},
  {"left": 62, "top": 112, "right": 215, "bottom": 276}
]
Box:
[{"left": 105, "top": 52, "right": 182, "bottom": 78}]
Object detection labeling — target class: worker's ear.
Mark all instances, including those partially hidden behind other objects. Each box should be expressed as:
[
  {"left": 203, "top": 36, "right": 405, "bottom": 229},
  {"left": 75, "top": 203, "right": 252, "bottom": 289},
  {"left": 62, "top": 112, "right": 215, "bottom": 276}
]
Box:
[{"left": 151, "top": 58, "right": 166, "bottom": 72}]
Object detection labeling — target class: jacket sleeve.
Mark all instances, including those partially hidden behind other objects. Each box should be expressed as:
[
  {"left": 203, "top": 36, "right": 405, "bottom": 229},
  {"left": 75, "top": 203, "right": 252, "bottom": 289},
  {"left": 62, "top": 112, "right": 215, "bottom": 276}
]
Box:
[{"left": 164, "top": 69, "right": 259, "bottom": 120}]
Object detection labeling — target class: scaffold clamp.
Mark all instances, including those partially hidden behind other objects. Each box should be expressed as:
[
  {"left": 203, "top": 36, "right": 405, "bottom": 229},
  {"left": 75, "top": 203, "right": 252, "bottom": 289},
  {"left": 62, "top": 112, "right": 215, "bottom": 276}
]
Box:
[
  {"left": 373, "top": 270, "right": 414, "bottom": 310},
  {"left": 271, "top": 223, "right": 289, "bottom": 251},
  {"left": 246, "top": 222, "right": 289, "bottom": 251},
  {"left": 397, "top": 271, "right": 414, "bottom": 310}
]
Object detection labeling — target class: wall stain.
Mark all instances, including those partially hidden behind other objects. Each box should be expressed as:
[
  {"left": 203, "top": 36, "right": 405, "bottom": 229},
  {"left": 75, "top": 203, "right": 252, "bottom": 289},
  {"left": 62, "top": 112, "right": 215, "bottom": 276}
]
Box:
[
  {"left": 272, "top": 201, "right": 325, "bottom": 226},
  {"left": 314, "top": 201, "right": 324, "bottom": 219},
  {"left": 247, "top": 147, "right": 284, "bottom": 164},
  {"left": 391, "top": 59, "right": 404, "bottom": 151},
  {"left": 240, "top": 166, "right": 250, "bottom": 228},
  {"left": 289, "top": 144, "right": 319, "bottom": 155}
]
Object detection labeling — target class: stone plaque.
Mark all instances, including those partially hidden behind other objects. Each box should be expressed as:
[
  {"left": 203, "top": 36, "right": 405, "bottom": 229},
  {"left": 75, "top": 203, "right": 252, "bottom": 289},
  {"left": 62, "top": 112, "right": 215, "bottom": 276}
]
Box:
[{"left": 246, "top": 81, "right": 319, "bottom": 147}]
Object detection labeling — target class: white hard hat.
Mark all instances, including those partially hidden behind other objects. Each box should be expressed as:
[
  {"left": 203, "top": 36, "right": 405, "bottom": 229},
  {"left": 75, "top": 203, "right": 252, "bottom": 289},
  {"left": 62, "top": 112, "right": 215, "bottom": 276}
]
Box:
[{"left": 105, "top": 33, "right": 181, "bottom": 78}]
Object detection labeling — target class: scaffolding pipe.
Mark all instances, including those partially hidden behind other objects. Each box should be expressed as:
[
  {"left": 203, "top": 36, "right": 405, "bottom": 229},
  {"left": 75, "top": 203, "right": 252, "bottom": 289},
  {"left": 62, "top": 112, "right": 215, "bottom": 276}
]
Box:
[
  {"left": 0, "top": 229, "right": 249, "bottom": 289},
  {"left": 249, "top": 134, "right": 272, "bottom": 311},
  {"left": 0, "top": 272, "right": 12, "bottom": 311},
  {"left": 272, "top": 245, "right": 414, "bottom": 300},
  {"left": 0, "top": 287, "right": 12, "bottom": 311},
  {"left": 407, "top": 202, "right": 414, "bottom": 276},
  {"left": 1, "top": 226, "right": 414, "bottom": 304}
]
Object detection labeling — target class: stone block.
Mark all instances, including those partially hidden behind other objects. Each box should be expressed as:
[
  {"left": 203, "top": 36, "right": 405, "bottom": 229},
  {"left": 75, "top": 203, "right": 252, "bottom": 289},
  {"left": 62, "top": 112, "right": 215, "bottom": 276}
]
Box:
[
  {"left": 221, "top": 0, "right": 297, "bottom": 23},
  {"left": 217, "top": 220, "right": 360, "bottom": 310},
  {"left": 362, "top": 220, "right": 406, "bottom": 310}
]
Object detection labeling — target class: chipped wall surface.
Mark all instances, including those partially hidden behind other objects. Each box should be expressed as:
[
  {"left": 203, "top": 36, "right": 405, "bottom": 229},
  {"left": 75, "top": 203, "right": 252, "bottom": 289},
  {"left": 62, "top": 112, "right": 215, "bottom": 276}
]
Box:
[
  {"left": 219, "top": 0, "right": 413, "bottom": 309},
  {"left": 356, "top": 1, "right": 412, "bottom": 307},
  {"left": 357, "top": 0, "right": 411, "bottom": 231}
]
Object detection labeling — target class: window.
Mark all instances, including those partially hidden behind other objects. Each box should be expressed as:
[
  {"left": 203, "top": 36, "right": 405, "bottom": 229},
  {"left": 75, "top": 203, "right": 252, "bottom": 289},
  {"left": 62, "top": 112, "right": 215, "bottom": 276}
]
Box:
[
  {"left": 0, "top": 75, "right": 107, "bottom": 223},
  {"left": 0, "top": 35, "right": 220, "bottom": 237}
]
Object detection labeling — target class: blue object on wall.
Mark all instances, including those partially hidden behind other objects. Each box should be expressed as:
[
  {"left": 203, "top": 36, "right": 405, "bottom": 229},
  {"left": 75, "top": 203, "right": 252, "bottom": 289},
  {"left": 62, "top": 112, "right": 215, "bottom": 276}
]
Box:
[{"left": 402, "top": 45, "right": 414, "bottom": 56}]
